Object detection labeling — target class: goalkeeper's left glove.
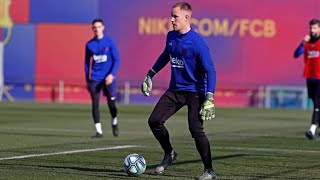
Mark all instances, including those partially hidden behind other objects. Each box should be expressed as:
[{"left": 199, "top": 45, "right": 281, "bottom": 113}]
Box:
[
  {"left": 200, "top": 93, "right": 215, "bottom": 121},
  {"left": 141, "top": 69, "right": 155, "bottom": 97}
]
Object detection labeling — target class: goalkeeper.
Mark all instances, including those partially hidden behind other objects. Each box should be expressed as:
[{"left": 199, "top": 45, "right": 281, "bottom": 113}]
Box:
[{"left": 141, "top": 2, "right": 216, "bottom": 179}]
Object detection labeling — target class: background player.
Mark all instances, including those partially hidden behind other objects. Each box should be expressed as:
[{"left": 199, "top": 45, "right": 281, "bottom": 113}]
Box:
[
  {"left": 85, "top": 18, "right": 120, "bottom": 138},
  {"left": 141, "top": 2, "right": 217, "bottom": 179},
  {"left": 294, "top": 18, "right": 320, "bottom": 140}
]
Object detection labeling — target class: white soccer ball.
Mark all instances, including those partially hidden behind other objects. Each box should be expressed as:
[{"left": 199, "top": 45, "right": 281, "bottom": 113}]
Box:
[{"left": 123, "top": 153, "right": 147, "bottom": 176}]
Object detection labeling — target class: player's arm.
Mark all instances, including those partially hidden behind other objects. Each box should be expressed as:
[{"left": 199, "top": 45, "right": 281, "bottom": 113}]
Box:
[
  {"left": 109, "top": 39, "right": 121, "bottom": 76},
  {"left": 294, "top": 43, "right": 304, "bottom": 58},
  {"left": 150, "top": 46, "right": 170, "bottom": 74},
  {"left": 197, "top": 39, "right": 216, "bottom": 95},
  {"left": 84, "top": 45, "right": 91, "bottom": 82},
  {"left": 196, "top": 38, "right": 216, "bottom": 121},
  {"left": 141, "top": 34, "right": 170, "bottom": 96},
  {"left": 106, "top": 40, "right": 120, "bottom": 85},
  {"left": 294, "top": 35, "right": 309, "bottom": 58}
]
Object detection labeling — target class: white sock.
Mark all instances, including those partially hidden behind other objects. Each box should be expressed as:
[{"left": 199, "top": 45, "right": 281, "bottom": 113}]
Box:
[
  {"left": 309, "top": 124, "right": 317, "bottom": 135},
  {"left": 112, "top": 117, "right": 118, "bottom": 125},
  {"left": 95, "top": 123, "right": 103, "bottom": 134}
]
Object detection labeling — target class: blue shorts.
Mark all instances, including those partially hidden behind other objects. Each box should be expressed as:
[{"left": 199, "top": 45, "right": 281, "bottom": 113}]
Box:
[{"left": 87, "top": 80, "right": 117, "bottom": 99}]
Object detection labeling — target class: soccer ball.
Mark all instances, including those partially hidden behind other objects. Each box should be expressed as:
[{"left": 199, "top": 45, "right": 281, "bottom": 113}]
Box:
[{"left": 123, "top": 153, "right": 146, "bottom": 176}]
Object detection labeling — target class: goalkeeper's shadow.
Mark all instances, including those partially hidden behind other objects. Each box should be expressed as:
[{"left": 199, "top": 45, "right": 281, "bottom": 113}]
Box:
[{"left": 147, "top": 153, "right": 247, "bottom": 169}]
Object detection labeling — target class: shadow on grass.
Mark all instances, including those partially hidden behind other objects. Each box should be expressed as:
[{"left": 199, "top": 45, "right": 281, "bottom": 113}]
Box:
[
  {"left": 34, "top": 165, "right": 201, "bottom": 179},
  {"left": 147, "top": 153, "right": 248, "bottom": 169},
  {"left": 10, "top": 164, "right": 171, "bottom": 179},
  {"left": 244, "top": 163, "right": 320, "bottom": 180},
  {"left": 36, "top": 165, "right": 123, "bottom": 173},
  {"left": 0, "top": 154, "right": 246, "bottom": 179},
  {"left": 0, "top": 163, "right": 134, "bottom": 179}
]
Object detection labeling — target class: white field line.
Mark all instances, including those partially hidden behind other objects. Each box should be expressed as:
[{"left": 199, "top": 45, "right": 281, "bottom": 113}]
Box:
[
  {"left": 0, "top": 145, "right": 140, "bottom": 161},
  {"left": 0, "top": 127, "right": 303, "bottom": 138},
  {"left": 0, "top": 145, "right": 319, "bottom": 161}
]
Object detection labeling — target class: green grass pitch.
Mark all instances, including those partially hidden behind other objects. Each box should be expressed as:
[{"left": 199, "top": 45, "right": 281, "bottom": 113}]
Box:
[{"left": 0, "top": 102, "right": 319, "bottom": 179}]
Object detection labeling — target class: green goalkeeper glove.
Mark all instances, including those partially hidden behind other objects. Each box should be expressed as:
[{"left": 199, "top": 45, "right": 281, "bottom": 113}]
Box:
[
  {"left": 141, "top": 70, "right": 155, "bottom": 97},
  {"left": 200, "top": 93, "right": 215, "bottom": 121}
]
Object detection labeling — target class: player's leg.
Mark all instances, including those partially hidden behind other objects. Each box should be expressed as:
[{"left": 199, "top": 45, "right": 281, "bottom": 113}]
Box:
[
  {"left": 103, "top": 80, "right": 119, "bottom": 137},
  {"left": 87, "top": 80, "right": 103, "bottom": 137},
  {"left": 187, "top": 92, "right": 216, "bottom": 180},
  {"left": 148, "top": 91, "right": 182, "bottom": 173},
  {"left": 306, "top": 78, "right": 318, "bottom": 139},
  {"left": 314, "top": 79, "right": 320, "bottom": 140}
]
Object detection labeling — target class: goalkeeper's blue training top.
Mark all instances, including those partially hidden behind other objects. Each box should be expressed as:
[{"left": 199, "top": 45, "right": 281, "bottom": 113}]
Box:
[
  {"left": 151, "top": 28, "right": 216, "bottom": 95},
  {"left": 85, "top": 35, "right": 120, "bottom": 82}
]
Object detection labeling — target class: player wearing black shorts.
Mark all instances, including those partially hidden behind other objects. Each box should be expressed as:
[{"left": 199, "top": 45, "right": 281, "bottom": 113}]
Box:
[
  {"left": 141, "top": 2, "right": 217, "bottom": 179},
  {"left": 85, "top": 19, "right": 120, "bottom": 137}
]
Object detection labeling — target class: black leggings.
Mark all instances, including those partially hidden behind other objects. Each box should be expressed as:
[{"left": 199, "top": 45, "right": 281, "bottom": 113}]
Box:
[
  {"left": 148, "top": 91, "right": 213, "bottom": 169},
  {"left": 90, "top": 92, "right": 117, "bottom": 123},
  {"left": 88, "top": 80, "right": 117, "bottom": 124},
  {"left": 307, "top": 78, "right": 320, "bottom": 125}
]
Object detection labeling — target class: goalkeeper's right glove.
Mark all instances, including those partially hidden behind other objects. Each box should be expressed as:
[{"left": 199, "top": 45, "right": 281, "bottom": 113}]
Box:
[
  {"left": 200, "top": 93, "right": 215, "bottom": 121},
  {"left": 141, "top": 70, "right": 155, "bottom": 97}
]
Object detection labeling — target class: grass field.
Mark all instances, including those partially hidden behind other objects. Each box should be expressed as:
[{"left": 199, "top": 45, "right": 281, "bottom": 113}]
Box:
[{"left": 0, "top": 102, "right": 319, "bottom": 179}]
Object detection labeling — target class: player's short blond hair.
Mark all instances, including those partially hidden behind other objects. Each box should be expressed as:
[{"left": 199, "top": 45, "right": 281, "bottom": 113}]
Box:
[{"left": 172, "top": 2, "right": 192, "bottom": 13}]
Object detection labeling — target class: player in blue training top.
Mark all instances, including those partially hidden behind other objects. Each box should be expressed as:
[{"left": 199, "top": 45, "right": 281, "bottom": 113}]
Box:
[
  {"left": 141, "top": 2, "right": 217, "bottom": 180},
  {"left": 85, "top": 18, "right": 120, "bottom": 138}
]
